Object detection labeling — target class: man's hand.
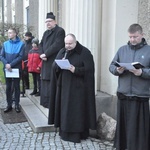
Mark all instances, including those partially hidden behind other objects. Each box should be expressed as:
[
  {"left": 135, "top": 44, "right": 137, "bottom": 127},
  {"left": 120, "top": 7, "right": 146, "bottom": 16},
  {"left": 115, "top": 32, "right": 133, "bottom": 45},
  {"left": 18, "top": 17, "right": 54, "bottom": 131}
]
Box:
[
  {"left": 129, "top": 68, "right": 142, "bottom": 76},
  {"left": 69, "top": 65, "right": 75, "bottom": 73},
  {"left": 5, "top": 64, "right": 12, "bottom": 71},
  {"left": 37, "top": 67, "right": 41, "bottom": 71},
  {"left": 117, "top": 67, "right": 125, "bottom": 74},
  {"left": 40, "top": 54, "right": 47, "bottom": 61}
]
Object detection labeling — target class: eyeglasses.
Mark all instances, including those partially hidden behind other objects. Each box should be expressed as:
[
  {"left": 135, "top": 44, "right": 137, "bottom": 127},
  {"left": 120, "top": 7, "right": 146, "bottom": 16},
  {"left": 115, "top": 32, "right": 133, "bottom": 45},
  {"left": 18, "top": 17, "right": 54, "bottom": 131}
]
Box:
[{"left": 45, "top": 20, "right": 54, "bottom": 23}]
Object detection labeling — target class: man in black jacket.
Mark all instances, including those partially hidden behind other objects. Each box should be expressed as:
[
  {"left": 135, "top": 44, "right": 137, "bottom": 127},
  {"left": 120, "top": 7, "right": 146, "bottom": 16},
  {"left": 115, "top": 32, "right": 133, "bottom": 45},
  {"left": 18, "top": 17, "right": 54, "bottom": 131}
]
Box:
[
  {"left": 40, "top": 12, "right": 65, "bottom": 108},
  {"left": 21, "top": 32, "right": 33, "bottom": 94}
]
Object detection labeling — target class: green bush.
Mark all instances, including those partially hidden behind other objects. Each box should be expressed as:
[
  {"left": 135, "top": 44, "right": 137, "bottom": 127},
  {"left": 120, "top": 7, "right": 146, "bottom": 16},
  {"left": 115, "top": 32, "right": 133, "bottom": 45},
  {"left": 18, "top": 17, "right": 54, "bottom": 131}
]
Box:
[
  {"left": 0, "top": 62, "right": 5, "bottom": 84},
  {"left": 0, "top": 35, "right": 7, "bottom": 44}
]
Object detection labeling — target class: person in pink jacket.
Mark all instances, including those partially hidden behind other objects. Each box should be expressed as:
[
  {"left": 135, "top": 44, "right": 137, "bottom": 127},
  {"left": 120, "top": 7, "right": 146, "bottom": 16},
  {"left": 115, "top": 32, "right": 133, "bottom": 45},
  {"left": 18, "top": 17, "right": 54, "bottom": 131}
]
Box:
[{"left": 27, "top": 38, "right": 42, "bottom": 96}]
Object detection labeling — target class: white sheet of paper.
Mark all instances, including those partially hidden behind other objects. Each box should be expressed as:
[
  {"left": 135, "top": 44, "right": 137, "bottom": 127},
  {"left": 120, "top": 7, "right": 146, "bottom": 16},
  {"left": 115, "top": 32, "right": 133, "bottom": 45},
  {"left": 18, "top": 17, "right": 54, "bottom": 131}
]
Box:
[
  {"left": 55, "top": 59, "right": 71, "bottom": 70},
  {"left": 117, "top": 62, "right": 135, "bottom": 70},
  {"left": 5, "top": 68, "right": 19, "bottom": 78}
]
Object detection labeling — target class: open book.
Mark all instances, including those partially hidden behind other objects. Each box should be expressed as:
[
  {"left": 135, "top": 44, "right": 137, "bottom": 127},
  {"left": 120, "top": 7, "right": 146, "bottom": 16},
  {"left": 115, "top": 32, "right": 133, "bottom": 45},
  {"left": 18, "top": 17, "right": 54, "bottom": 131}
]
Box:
[{"left": 114, "top": 61, "right": 144, "bottom": 70}]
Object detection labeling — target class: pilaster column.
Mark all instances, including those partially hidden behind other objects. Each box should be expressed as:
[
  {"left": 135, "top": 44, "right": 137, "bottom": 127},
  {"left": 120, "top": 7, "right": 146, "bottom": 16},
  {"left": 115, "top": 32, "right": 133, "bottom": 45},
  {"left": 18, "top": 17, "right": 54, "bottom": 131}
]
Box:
[
  {"left": 7, "top": 0, "right": 12, "bottom": 24},
  {"left": 101, "top": 0, "right": 139, "bottom": 95},
  {"left": 38, "top": 0, "right": 57, "bottom": 40},
  {"left": 138, "top": 0, "right": 150, "bottom": 43},
  {"left": 62, "top": 0, "right": 102, "bottom": 92}
]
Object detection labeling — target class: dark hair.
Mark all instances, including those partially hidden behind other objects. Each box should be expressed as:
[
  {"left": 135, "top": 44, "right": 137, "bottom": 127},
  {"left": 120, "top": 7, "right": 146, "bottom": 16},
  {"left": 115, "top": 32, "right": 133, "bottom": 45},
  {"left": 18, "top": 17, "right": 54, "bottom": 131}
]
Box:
[
  {"left": 128, "top": 24, "right": 143, "bottom": 34},
  {"left": 32, "top": 38, "right": 39, "bottom": 46},
  {"left": 25, "top": 32, "right": 32, "bottom": 37}
]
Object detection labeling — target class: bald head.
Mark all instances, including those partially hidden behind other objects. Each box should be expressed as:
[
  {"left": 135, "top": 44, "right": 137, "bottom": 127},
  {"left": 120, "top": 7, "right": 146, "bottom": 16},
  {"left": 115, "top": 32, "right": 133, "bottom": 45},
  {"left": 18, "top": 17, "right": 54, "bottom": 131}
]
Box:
[{"left": 65, "top": 34, "right": 77, "bottom": 50}]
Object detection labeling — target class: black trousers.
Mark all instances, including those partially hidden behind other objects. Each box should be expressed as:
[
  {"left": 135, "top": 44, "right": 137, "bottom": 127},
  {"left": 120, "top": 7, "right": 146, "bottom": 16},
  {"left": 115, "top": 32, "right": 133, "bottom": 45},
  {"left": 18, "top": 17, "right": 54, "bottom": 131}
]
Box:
[
  {"left": 22, "top": 67, "right": 29, "bottom": 88},
  {"left": 114, "top": 92, "right": 150, "bottom": 150},
  {"left": 31, "top": 72, "right": 41, "bottom": 92},
  {"left": 6, "top": 78, "right": 20, "bottom": 107}
]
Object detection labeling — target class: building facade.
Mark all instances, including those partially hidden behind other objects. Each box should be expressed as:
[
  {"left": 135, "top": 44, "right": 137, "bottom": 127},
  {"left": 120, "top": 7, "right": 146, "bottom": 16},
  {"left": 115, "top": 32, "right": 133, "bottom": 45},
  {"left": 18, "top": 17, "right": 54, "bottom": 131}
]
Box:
[{"left": 0, "top": 0, "right": 150, "bottom": 97}]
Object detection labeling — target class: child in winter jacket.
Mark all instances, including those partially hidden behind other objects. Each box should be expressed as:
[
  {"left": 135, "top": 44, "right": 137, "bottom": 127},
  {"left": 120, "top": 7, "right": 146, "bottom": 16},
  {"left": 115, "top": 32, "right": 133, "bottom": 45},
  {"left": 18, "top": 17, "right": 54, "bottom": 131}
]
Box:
[{"left": 27, "top": 38, "right": 42, "bottom": 96}]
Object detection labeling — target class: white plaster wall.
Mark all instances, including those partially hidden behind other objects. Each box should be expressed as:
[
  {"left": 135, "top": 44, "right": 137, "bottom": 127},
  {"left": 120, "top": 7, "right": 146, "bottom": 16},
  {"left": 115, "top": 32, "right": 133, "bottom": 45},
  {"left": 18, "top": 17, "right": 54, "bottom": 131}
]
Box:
[
  {"left": 37, "top": 0, "right": 139, "bottom": 96},
  {"left": 61, "top": 0, "right": 102, "bottom": 93},
  {"left": 12, "top": 1, "right": 15, "bottom": 22},
  {"left": 101, "top": 0, "right": 139, "bottom": 95},
  {"left": 38, "top": 0, "right": 58, "bottom": 41},
  {"left": 23, "top": 0, "right": 29, "bottom": 32},
  {"left": 38, "top": 0, "right": 48, "bottom": 41}
]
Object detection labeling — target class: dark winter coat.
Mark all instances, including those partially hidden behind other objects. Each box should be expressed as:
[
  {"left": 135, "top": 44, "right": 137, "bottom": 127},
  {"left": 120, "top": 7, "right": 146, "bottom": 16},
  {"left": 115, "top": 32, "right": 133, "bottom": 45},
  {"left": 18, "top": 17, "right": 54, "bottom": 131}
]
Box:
[
  {"left": 48, "top": 42, "right": 97, "bottom": 132},
  {"left": 40, "top": 25, "right": 65, "bottom": 80},
  {"left": 23, "top": 38, "right": 33, "bottom": 61},
  {"left": 27, "top": 48, "right": 42, "bottom": 73},
  {"left": 22, "top": 39, "right": 33, "bottom": 69}
]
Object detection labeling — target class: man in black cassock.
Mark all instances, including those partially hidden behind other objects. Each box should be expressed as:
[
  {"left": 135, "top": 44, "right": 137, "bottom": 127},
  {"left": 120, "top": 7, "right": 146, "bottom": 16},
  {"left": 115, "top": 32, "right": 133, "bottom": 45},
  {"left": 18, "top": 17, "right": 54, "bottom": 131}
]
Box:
[
  {"left": 40, "top": 12, "right": 65, "bottom": 108},
  {"left": 109, "top": 24, "right": 150, "bottom": 150},
  {"left": 48, "top": 33, "right": 97, "bottom": 143}
]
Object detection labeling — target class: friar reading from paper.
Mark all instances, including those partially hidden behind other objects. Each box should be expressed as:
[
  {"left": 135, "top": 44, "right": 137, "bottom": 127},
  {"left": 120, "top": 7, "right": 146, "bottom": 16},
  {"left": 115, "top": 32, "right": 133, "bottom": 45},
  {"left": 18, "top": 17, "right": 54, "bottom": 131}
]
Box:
[{"left": 48, "top": 33, "right": 97, "bottom": 143}]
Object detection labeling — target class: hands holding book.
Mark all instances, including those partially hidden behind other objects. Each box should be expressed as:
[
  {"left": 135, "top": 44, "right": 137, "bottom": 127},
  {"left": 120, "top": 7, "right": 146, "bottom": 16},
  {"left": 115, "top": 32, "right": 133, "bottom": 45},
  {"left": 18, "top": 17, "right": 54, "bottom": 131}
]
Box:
[
  {"left": 117, "top": 67, "right": 125, "bottom": 74},
  {"left": 114, "top": 61, "right": 144, "bottom": 69},
  {"left": 129, "top": 68, "right": 142, "bottom": 76},
  {"left": 115, "top": 61, "right": 143, "bottom": 76}
]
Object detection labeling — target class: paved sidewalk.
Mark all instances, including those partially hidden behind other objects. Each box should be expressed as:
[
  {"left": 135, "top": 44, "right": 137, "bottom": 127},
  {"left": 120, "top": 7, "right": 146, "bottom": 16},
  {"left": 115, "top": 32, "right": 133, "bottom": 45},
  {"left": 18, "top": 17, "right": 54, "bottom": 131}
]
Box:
[{"left": 0, "top": 83, "right": 115, "bottom": 150}]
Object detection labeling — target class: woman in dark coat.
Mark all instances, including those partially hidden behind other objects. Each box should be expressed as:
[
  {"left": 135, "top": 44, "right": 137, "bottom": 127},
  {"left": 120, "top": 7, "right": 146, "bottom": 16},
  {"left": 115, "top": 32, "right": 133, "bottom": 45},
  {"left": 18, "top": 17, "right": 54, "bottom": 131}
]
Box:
[{"left": 48, "top": 34, "right": 96, "bottom": 143}]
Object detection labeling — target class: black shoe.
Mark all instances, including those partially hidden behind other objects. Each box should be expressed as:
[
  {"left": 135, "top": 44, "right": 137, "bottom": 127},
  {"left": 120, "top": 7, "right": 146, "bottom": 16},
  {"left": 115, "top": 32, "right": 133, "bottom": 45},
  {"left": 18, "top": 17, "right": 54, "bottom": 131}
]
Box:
[
  {"left": 34, "top": 92, "right": 40, "bottom": 96},
  {"left": 30, "top": 91, "right": 37, "bottom": 95},
  {"left": 4, "top": 106, "right": 12, "bottom": 113},
  {"left": 20, "top": 91, "right": 25, "bottom": 94},
  {"left": 15, "top": 106, "right": 21, "bottom": 113}
]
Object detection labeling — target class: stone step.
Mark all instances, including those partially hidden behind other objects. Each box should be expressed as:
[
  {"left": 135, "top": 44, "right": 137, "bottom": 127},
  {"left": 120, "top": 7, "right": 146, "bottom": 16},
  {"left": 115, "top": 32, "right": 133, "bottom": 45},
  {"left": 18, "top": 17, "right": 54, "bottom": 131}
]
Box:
[
  {"left": 25, "top": 89, "right": 48, "bottom": 117},
  {"left": 20, "top": 88, "right": 116, "bottom": 133},
  {"left": 20, "top": 90, "right": 55, "bottom": 133}
]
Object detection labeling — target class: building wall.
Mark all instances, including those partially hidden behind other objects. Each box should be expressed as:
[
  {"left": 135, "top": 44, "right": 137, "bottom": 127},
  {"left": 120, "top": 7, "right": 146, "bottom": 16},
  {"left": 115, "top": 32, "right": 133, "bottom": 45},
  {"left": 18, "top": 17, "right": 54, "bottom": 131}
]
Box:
[
  {"left": 15, "top": 0, "right": 23, "bottom": 25},
  {"left": 15, "top": 0, "right": 24, "bottom": 35},
  {"left": 6, "top": 0, "right": 12, "bottom": 24},
  {"left": 61, "top": 0, "right": 102, "bottom": 92},
  {"left": 37, "top": 0, "right": 147, "bottom": 95},
  {"left": 0, "top": 0, "right": 2, "bottom": 21},
  {"left": 38, "top": 0, "right": 58, "bottom": 41},
  {"left": 100, "top": 0, "right": 139, "bottom": 95},
  {"left": 138, "top": 0, "right": 150, "bottom": 44},
  {"left": 4, "top": 0, "right": 149, "bottom": 96},
  {"left": 28, "top": 0, "right": 39, "bottom": 37},
  {"left": 22, "top": 0, "right": 29, "bottom": 34},
  {"left": 13, "top": 0, "right": 39, "bottom": 37}
]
